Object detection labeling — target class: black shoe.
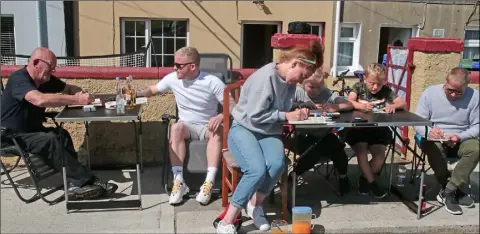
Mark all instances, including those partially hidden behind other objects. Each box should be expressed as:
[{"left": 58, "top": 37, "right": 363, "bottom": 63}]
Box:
[
  {"left": 444, "top": 191, "right": 463, "bottom": 215},
  {"left": 93, "top": 178, "right": 118, "bottom": 197},
  {"left": 357, "top": 176, "right": 369, "bottom": 195},
  {"left": 67, "top": 184, "right": 103, "bottom": 200},
  {"left": 369, "top": 181, "right": 387, "bottom": 199},
  {"left": 456, "top": 189, "right": 474, "bottom": 208},
  {"left": 338, "top": 176, "right": 350, "bottom": 195}
]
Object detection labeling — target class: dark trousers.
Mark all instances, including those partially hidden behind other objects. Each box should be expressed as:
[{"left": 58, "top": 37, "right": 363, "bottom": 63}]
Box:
[
  {"left": 293, "top": 133, "right": 349, "bottom": 176},
  {"left": 11, "top": 127, "right": 93, "bottom": 187},
  {"left": 423, "top": 139, "right": 479, "bottom": 190}
]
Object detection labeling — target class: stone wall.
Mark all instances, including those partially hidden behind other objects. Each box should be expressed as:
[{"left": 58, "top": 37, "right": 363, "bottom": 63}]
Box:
[{"left": 1, "top": 78, "right": 176, "bottom": 166}]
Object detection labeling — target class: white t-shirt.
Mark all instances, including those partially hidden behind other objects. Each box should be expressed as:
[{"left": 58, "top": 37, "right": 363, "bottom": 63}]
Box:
[{"left": 155, "top": 71, "right": 225, "bottom": 125}]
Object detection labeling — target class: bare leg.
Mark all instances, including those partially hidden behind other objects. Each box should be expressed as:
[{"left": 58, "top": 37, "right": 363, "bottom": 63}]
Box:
[
  {"left": 206, "top": 127, "right": 222, "bottom": 168},
  {"left": 353, "top": 143, "right": 375, "bottom": 183},
  {"left": 222, "top": 206, "right": 242, "bottom": 225},
  {"left": 169, "top": 122, "right": 191, "bottom": 167},
  {"left": 368, "top": 144, "right": 387, "bottom": 175}
]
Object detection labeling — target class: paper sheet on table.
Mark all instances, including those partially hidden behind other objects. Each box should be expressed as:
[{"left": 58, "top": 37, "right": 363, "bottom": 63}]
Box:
[{"left": 136, "top": 97, "right": 148, "bottom": 105}]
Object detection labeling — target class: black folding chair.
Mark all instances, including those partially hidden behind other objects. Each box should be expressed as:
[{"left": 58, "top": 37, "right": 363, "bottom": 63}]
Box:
[
  {"left": 1, "top": 79, "right": 64, "bottom": 205},
  {"left": 161, "top": 53, "right": 233, "bottom": 197}
]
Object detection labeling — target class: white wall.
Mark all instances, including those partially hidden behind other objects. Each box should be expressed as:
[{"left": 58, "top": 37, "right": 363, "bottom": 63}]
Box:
[{"left": 1, "top": 1, "right": 66, "bottom": 56}]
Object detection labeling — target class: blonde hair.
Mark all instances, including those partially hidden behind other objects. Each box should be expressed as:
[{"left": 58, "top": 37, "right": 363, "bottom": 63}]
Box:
[
  {"left": 365, "top": 63, "right": 385, "bottom": 80},
  {"left": 175, "top": 46, "right": 200, "bottom": 65},
  {"left": 277, "top": 40, "right": 324, "bottom": 72},
  {"left": 447, "top": 67, "right": 469, "bottom": 85}
]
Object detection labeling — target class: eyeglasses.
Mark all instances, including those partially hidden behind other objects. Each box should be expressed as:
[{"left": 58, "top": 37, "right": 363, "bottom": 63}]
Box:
[
  {"left": 174, "top": 62, "right": 195, "bottom": 70},
  {"left": 36, "top": 59, "right": 56, "bottom": 72},
  {"left": 444, "top": 85, "right": 464, "bottom": 95}
]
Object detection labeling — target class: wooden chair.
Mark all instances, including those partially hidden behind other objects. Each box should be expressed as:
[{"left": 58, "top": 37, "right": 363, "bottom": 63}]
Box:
[{"left": 220, "top": 80, "right": 288, "bottom": 221}]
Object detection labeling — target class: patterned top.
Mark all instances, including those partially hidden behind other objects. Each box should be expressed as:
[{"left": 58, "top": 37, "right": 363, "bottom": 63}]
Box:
[{"left": 351, "top": 82, "right": 397, "bottom": 110}]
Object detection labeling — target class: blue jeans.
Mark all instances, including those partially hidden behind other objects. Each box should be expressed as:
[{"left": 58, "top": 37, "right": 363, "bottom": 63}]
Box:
[{"left": 228, "top": 123, "right": 285, "bottom": 209}]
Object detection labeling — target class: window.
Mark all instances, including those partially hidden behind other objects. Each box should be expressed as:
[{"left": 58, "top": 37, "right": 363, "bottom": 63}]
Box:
[
  {"left": 337, "top": 23, "right": 361, "bottom": 70},
  {"left": 432, "top": 29, "right": 445, "bottom": 37},
  {"left": 308, "top": 23, "right": 324, "bottom": 38},
  {"left": 121, "top": 19, "right": 188, "bottom": 67},
  {"left": 1, "top": 16, "right": 16, "bottom": 55},
  {"left": 463, "top": 27, "right": 479, "bottom": 60}
]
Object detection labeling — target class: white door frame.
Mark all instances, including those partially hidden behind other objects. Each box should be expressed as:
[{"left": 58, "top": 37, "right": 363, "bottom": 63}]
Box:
[{"left": 240, "top": 21, "right": 282, "bottom": 68}]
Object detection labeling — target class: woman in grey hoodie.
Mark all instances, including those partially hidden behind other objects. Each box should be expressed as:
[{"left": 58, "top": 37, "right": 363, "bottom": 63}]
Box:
[{"left": 216, "top": 41, "right": 324, "bottom": 234}]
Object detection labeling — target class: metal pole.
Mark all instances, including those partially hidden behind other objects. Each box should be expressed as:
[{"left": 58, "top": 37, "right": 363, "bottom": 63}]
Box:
[
  {"left": 331, "top": 0, "right": 341, "bottom": 78},
  {"left": 36, "top": 0, "right": 49, "bottom": 47}
]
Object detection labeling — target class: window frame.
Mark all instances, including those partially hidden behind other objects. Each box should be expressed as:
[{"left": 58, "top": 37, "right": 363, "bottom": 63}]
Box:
[
  {"left": 120, "top": 18, "right": 189, "bottom": 67},
  {"left": 1, "top": 15, "right": 16, "bottom": 55},
  {"left": 463, "top": 26, "right": 479, "bottom": 60},
  {"left": 337, "top": 23, "right": 361, "bottom": 74}
]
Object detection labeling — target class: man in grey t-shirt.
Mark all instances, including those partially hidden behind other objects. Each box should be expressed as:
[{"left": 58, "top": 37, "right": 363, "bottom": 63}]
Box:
[{"left": 290, "top": 73, "right": 354, "bottom": 195}]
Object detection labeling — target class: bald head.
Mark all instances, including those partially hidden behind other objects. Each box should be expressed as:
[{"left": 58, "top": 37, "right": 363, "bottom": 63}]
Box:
[
  {"left": 26, "top": 47, "right": 57, "bottom": 84},
  {"left": 30, "top": 47, "right": 57, "bottom": 65}
]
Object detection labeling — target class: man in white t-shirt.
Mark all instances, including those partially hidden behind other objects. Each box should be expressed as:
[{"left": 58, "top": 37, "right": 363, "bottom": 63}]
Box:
[{"left": 137, "top": 47, "right": 226, "bottom": 206}]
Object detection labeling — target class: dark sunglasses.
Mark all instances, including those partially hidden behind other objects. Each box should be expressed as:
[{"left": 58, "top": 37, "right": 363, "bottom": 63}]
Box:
[
  {"left": 35, "top": 59, "right": 56, "bottom": 72},
  {"left": 174, "top": 62, "right": 195, "bottom": 70}
]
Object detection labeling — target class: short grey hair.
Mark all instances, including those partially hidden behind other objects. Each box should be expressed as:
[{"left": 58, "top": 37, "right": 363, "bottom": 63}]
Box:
[
  {"left": 175, "top": 46, "right": 200, "bottom": 65},
  {"left": 446, "top": 67, "right": 469, "bottom": 86}
]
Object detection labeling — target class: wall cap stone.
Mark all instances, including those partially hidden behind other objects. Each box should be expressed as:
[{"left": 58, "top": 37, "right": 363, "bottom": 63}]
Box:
[
  {"left": 271, "top": 33, "right": 322, "bottom": 49},
  {"left": 408, "top": 37, "right": 464, "bottom": 53}
]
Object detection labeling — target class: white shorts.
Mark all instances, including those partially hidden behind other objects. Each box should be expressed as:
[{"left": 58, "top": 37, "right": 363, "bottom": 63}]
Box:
[{"left": 179, "top": 121, "right": 208, "bottom": 140}]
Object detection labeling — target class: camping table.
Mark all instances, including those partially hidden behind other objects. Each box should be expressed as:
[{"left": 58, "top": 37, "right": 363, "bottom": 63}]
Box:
[
  {"left": 55, "top": 94, "right": 143, "bottom": 212},
  {"left": 287, "top": 110, "right": 432, "bottom": 219}
]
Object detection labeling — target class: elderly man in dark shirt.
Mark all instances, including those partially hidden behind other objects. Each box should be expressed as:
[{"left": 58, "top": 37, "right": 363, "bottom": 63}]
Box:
[{"left": 1, "top": 47, "right": 117, "bottom": 200}]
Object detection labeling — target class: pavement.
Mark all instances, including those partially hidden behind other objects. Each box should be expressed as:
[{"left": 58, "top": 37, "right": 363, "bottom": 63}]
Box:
[{"left": 1, "top": 153, "right": 479, "bottom": 233}]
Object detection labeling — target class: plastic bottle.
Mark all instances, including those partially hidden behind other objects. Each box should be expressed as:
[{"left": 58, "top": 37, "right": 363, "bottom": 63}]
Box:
[
  {"left": 125, "top": 75, "right": 136, "bottom": 108},
  {"left": 115, "top": 77, "right": 125, "bottom": 115},
  {"left": 397, "top": 165, "right": 407, "bottom": 187}
]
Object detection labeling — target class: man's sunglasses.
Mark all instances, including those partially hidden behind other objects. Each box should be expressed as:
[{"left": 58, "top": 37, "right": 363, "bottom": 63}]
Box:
[
  {"left": 174, "top": 62, "right": 195, "bottom": 70},
  {"left": 35, "top": 59, "right": 56, "bottom": 72}
]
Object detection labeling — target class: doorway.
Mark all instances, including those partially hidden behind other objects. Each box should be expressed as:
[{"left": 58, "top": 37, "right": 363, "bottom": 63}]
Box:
[
  {"left": 378, "top": 27, "right": 414, "bottom": 63},
  {"left": 241, "top": 22, "right": 281, "bottom": 68}
]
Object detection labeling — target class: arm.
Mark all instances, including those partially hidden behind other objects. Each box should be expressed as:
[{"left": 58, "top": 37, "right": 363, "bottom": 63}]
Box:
[
  {"left": 248, "top": 78, "right": 286, "bottom": 123},
  {"left": 210, "top": 77, "right": 230, "bottom": 119},
  {"left": 457, "top": 99, "right": 480, "bottom": 141},
  {"left": 414, "top": 91, "right": 431, "bottom": 137},
  {"left": 136, "top": 85, "right": 160, "bottom": 98},
  {"left": 389, "top": 96, "right": 406, "bottom": 110},
  {"left": 347, "top": 92, "right": 364, "bottom": 110},
  {"left": 25, "top": 90, "right": 84, "bottom": 107},
  {"left": 386, "top": 87, "right": 405, "bottom": 110},
  {"left": 137, "top": 75, "right": 172, "bottom": 97}
]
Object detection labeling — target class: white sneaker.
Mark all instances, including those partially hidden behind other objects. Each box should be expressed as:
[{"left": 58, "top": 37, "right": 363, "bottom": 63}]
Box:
[
  {"left": 246, "top": 202, "right": 270, "bottom": 231},
  {"left": 169, "top": 179, "right": 189, "bottom": 205},
  {"left": 216, "top": 221, "right": 237, "bottom": 234},
  {"left": 196, "top": 180, "right": 214, "bottom": 205}
]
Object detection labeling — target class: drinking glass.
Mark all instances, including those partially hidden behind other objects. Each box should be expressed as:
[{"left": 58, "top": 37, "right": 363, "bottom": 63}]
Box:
[{"left": 271, "top": 220, "right": 289, "bottom": 234}]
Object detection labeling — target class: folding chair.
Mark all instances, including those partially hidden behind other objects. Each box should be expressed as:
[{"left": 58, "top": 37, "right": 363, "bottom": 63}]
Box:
[
  {"left": 220, "top": 80, "right": 289, "bottom": 221},
  {"left": 0, "top": 79, "right": 64, "bottom": 205},
  {"left": 161, "top": 53, "right": 233, "bottom": 197}
]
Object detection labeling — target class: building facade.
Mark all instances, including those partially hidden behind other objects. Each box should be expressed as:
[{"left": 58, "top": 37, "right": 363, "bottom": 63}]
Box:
[
  {"left": 341, "top": 1, "right": 479, "bottom": 72},
  {"left": 74, "top": 1, "right": 335, "bottom": 69},
  {"left": 0, "top": 1, "right": 73, "bottom": 57}
]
